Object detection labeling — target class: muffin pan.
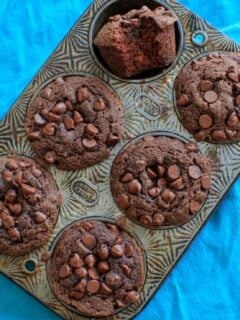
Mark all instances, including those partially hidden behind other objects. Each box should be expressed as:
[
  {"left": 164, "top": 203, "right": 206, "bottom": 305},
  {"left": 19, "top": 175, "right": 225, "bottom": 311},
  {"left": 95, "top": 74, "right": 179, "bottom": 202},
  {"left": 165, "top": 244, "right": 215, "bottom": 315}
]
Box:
[{"left": 0, "top": 0, "right": 240, "bottom": 319}]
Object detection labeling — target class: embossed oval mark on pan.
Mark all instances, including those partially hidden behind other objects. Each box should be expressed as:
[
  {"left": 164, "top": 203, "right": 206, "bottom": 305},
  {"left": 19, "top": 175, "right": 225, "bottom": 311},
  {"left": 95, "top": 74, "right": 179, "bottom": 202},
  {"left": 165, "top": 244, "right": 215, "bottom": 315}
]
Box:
[
  {"left": 71, "top": 178, "right": 99, "bottom": 207},
  {"left": 136, "top": 95, "right": 162, "bottom": 120}
]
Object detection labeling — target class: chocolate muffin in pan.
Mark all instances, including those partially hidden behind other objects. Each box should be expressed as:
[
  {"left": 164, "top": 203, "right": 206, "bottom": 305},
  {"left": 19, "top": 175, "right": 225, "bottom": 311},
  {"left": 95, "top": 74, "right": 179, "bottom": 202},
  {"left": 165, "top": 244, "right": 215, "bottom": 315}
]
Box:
[
  {"left": 0, "top": 156, "right": 62, "bottom": 256},
  {"left": 48, "top": 220, "right": 144, "bottom": 317},
  {"left": 25, "top": 76, "right": 124, "bottom": 171},
  {"left": 94, "top": 5, "right": 178, "bottom": 78},
  {"left": 111, "top": 135, "right": 211, "bottom": 227},
  {"left": 175, "top": 52, "right": 240, "bottom": 143}
]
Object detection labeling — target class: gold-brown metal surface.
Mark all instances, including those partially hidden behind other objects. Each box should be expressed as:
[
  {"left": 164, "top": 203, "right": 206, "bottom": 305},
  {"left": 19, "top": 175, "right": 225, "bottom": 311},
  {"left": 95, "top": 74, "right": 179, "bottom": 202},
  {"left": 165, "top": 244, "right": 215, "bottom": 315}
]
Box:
[{"left": 0, "top": 0, "right": 240, "bottom": 319}]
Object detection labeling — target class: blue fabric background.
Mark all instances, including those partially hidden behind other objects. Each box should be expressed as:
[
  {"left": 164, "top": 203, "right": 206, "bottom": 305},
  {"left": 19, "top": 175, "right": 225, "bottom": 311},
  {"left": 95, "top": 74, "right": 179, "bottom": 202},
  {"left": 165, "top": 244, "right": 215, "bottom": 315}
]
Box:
[{"left": 0, "top": 1, "right": 240, "bottom": 319}]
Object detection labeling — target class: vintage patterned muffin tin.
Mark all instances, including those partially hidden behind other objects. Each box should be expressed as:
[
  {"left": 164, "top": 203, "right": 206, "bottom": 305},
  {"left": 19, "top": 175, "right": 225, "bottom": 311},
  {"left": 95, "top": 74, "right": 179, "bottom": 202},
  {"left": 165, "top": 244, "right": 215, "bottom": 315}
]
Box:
[{"left": 0, "top": 0, "right": 240, "bottom": 319}]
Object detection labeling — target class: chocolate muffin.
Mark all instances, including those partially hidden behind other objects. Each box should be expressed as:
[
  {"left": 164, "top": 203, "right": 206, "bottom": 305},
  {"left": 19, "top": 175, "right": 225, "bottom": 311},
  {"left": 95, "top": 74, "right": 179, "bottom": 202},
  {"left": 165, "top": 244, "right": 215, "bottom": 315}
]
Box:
[
  {"left": 0, "top": 156, "right": 61, "bottom": 256},
  {"left": 25, "top": 76, "right": 124, "bottom": 170},
  {"left": 48, "top": 220, "right": 144, "bottom": 317},
  {"left": 111, "top": 136, "right": 211, "bottom": 227},
  {"left": 94, "top": 5, "right": 178, "bottom": 78},
  {"left": 175, "top": 53, "right": 240, "bottom": 143}
]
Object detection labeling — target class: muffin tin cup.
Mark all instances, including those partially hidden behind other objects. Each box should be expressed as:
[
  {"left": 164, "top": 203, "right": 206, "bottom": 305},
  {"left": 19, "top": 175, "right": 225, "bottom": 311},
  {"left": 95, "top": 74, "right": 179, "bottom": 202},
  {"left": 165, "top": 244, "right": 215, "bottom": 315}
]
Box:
[
  {"left": 89, "top": 0, "right": 184, "bottom": 83},
  {"left": 0, "top": 0, "right": 240, "bottom": 319}
]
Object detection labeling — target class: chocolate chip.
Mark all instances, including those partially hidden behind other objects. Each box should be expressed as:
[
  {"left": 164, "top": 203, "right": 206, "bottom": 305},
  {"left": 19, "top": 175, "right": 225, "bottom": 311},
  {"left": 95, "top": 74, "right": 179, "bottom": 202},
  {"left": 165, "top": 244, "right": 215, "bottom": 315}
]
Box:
[
  {"left": 188, "top": 165, "right": 202, "bottom": 179},
  {"left": 153, "top": 213, "right": 165, "bottom": 225},
  {"left": 157, "top": 178, "right": 167, "bottom": 188},
  {"left": 199, "top": 114, "right": 213, "bottom": 129},
  {"left": 2, "top": 215, "right": 15, "bottom": 229},
  {"left": 200, "top": 80, "right": 213, "bottom": 92},
  {"left": 81, "top": 221, "right": 93, "bottom": 231},
  {"left": 143, "top": 136, "right": 155, "bottom": 142},
  {"left": 125, "top": 243, "right": 133, "bottom": 257},
  {"left": 82, "top": 234, "right": 96, "bottom": 249},
  {"left": 128, "top": 180, "right": 142, "bottom": 194},
  {"left": 88, "top": 267, "right": 100, "bottom": 280},
  {"left": 74, "top": 279, "right": 87, "bottom": 293},
  {"left": 53, "top": 102, "right": 67, "bottom": 114},
  {"left": 28, "top": 131, "right": 41, "bottom": 141},
  {"left": 86, "top": 124, "right": 99, "bottom": 138},
  {"left": 0, "top": 218, "right": 2, "bottom": 227},
  {"left": 194, "top": 130, "right": 207, "bottom": 141},
  {"left": 77, "top": 87, "right": 91, "bottom": 102},
  {"left": 185, "top": 143, "right": 198, "bottom": 151},
  {"left": 121, "top": 173, "right": 133, "bottom": 183},
  {"left": 66, "top": 101, "right": 73, "bottom": 111},
  {"left": 148, "top": 187, "right": 161, "bottom": 197},
  {"left": 48, "top": 112, "right": 61, "bottom": 122},
  {"left": 120, "top": 264, "right": 132, "bottom": 277},
  {"left": 84, "top": 254, "right": 96, "bottom": 267},
  {"left": 115, "top": 235, "right": 123, "bottom": 244},
  {"left": 69, "top": 253, "right": 84, "bottom": 268},
  {"left": 236, "top": 95, "right": 240, "bottom": 107},
  {"left": 116, "top": 194, "right": 129, "bottom": 209},
  {"left": 170, "top": 177, "right": 184, "bottom": 190},
  {"left": 44, "top": 151, "right": 57, "bottom": 164},
  {"left": 32, "top": 166, "right": 42, "bottom": 178},
  {"left": 111, "top": 244, "right": 124, "bottom": 258},
  {"left": 55, "top": 77, "right": 65, "bottom": 85},
  {"left": 8, "top": 203, "right": 22, "bottom": 215},
  {"left": 41, "top": 251, "right": 52, "bottom": 262},
  {"left": 87, "top": 280, "right": 100, "bottom": 294},
  {"left": 227, "top": 112, "right": 239, "bottom": 127},
  {"left": 34, "top": 113, "right": 47, "bottom": 126},
  {"left": 7, "top": 228, "right": 20, "bottom": 241},
  {"left": 105, "top": 272, "right": 121, "bottom": 288},
  {"left": 5, "top": 189, "right": 17, "bottom": 203},
  {"left": 33, "top": 211, "right": 46, "bottom": 224},
  {"left": 42, "top": 123, "right": 56, "bottom": 136},
  {"left": 97, "top": 261, "right": 110, "bottom": 274},
  {"left": 203, "top": 90, "right": 218, "bottom": 103},
  {"left": 82, "top": 138, "right": 97, "bottom": 149},
  {"left": 146, "top": 168, "right": 157, "bottom": 179},
  {"left": 75, "top": 267, "right": 88, "bottom": 278},
  {"left": 139, "top": 214, "right": 152, "bottom": 226},
  {"left": 125, "top": 291, "right": 140, "bottom": 303},
  {"left": 201, "top": 176, "right": 211, "bottom": 190},
  {"left": 2, "top": 170, "right": 13, "bottom": 183},
  {"left": 177, "top": 94, "right": 189, "bottom": 106},
  {"left": 211, "top": 130, "right": 227, "bottom": 141},
  {"left": 98, "top": 244, "right": 109, "bottom": 260},
  {"left": 93, "top": 98, "right": 105, "bottom": 111},
  {"left": 73, "top": 110, "right": 83, "bottom": 124},
  {"left": 228, "top": 72, "right": 239, "bottom": 82},
  {"left": 21, "top": 184, "right": 36, "bottom": 195},
  {"left": 107, "top": 134, "right": 120, "bottom": 147},
  {"left": 161, "top": 189, "right": 175, "bottom": 203},
  {"left": 189, "top": 200, "right": 201, "bottom": 214},
  {"left": 226, "top": 129, "right": 237, "bottom": 138},
  {"left": 167, "top": 165, "right": 180, "bottom": 180},
  {"left": 157, "top": 165, "right": 165, "bottom": 177},
  {"left": 43, "top": 87, "right": 52, "bottom": 98},
  {"left": 63, "top": 116, "right": 75, "bottom": 130},
  {"left": 59, "top": 264, "right": 71, "bottom": 278},
  {"left": 69, "top": 291, "right": 84, "bottom": 300},
  {"left": 116, "top": 299, "right": 126, "bottom": 308},
  {"left": 100, "top": 283, "right": 113, "bottom": 295},
  {"left": 6, "top": 159, "right": 18, "bottom": 170}
]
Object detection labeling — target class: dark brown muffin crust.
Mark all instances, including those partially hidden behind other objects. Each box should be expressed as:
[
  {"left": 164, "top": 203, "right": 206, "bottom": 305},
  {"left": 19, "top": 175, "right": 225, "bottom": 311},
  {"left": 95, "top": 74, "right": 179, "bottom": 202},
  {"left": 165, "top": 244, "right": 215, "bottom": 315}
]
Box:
[
  {"left": 48, "top": 220, "right": 144, "bottom": 317},
  {"left": 25, "top": 76, "right": 124, "bottom": 171},
  {"left": 175, "top": 52, "right": 240, "bottom": 143},
  {"left": 94, "top": 5, "right": 178, "bottom": 78},
  {"left": 0, "top": 156, "right": 62, "bottom": 256},
  {"left": 111, "top": 136, "right": 211, "bottom": 227}
]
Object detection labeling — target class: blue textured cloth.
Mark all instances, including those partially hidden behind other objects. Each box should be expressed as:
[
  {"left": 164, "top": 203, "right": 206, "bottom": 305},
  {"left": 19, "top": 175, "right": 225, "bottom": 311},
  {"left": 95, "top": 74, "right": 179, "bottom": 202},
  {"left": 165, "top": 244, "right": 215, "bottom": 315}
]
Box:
[{"left": 0, "top": 1, "right": 240, "bottom": 319}]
